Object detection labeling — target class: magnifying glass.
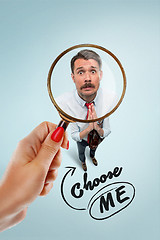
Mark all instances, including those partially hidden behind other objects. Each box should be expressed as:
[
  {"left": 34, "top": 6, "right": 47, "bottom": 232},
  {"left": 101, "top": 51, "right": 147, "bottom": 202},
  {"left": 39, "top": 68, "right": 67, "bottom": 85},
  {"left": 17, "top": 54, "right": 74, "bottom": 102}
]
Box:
[{"left": 47, "top": 44, "right": 126, "bottom": 141}]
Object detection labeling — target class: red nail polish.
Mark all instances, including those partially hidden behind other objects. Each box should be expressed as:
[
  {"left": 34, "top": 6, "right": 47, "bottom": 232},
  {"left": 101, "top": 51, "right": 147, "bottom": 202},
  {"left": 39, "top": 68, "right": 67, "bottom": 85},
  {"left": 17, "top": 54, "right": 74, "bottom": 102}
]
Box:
[
  {"left": 66, "top": 141, "right": 69, "bottom": 150},
  {"left": 51, "top": 127, "right": 64, "bottom": 142}
]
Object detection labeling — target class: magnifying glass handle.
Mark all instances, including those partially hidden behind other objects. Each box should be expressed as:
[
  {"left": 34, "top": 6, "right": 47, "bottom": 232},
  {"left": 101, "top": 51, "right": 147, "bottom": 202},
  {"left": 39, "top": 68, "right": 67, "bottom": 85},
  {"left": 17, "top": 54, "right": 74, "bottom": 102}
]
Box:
[
  {"left": 51, "top": 120, "right": 69, "bottom": 142},
  {"left": 57, "top": 119, "right": 69, "bottom": 131}
]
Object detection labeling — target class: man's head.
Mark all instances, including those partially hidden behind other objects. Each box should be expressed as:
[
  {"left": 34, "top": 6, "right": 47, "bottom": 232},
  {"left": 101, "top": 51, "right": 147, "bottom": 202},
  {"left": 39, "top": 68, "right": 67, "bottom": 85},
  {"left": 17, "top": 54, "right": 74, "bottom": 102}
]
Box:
[
  {"left": 71, "top": 49, "right": 103, "bottom": 102},
  {"left": 71, "top": 49, "right": 102, "bottom": 73}
]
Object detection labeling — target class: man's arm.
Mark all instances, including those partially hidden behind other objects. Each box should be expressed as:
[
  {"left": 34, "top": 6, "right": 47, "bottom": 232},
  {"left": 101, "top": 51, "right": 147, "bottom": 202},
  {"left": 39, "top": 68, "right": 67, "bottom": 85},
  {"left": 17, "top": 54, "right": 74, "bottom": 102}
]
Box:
[
  {"left": 101, "top": 117, "right": 111, "bottom": 138},
  {"left": 70, "top": 106, "right": 94, "bottom": 141},
  {"left": 93, "top": 122, "right": 104, "bottom": 137},
  {"left": 79, "top": 124, "right": 93, "bottom": 139},
  {"left": 91, "top": 104, "right": 111, "bottom": 138},
  {"left": 70, "top": 122, "right": 93, "bottom": 141},
  {"left": 70, "top": 104, "right": 111, "bottom": 141}
]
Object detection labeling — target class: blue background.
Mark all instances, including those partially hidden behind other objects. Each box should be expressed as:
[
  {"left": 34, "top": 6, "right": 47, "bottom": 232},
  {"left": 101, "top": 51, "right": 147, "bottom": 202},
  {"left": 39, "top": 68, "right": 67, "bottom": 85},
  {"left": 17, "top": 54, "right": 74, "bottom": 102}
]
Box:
[{"left": 0, "top": 0, "right": 160, "bottom": 239}]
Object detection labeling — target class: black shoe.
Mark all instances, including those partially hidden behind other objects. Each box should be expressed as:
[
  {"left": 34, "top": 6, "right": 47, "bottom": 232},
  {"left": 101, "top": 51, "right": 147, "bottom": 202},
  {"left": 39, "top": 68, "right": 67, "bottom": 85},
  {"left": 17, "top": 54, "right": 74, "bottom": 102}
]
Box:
[
  {"left": 91, "top": 157, "right": 98, "bottom": 166},
  {"left": 82, "top": 162, "right": 87, "bottom": 171}
]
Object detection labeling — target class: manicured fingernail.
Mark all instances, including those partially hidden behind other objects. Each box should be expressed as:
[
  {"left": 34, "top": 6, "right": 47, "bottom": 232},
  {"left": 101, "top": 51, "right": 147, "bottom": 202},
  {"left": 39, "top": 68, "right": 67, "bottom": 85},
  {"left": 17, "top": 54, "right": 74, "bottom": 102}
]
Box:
[
  {"left": 51, "top": 127, "right": 64, "bottom": 142},
  {"left": 66, "top": 141, "right": 69, "bottom": 150}
]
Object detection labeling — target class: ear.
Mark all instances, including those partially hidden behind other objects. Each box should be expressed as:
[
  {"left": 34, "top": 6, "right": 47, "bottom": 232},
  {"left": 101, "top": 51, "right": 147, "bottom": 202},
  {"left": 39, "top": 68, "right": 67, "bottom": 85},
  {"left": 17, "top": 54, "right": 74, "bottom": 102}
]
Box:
[
  {"left": 71, "top": 73, "right": 75, "bottom": 83},
  {"left": 99, "top": 70, "right": 103, "bottom": 81}
]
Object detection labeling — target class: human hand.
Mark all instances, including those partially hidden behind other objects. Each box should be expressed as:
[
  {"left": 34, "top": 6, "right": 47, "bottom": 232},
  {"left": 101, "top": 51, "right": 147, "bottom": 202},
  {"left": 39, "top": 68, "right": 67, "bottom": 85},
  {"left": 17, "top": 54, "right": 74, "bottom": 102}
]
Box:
[
  {"left": 87, "top": 105, "right": 94, "bottom": 131},
  {"left": 0, "top": 121, "right": 68, "bottom": 232},
  {"left": 91, "top": 104, "right": 97, "bottom": 119},
  {"left": 90, "top": 104, "right": 99, "bottom": 131},
  {"left": 90, "top": 105, "right": 104, "bottom": 137}
]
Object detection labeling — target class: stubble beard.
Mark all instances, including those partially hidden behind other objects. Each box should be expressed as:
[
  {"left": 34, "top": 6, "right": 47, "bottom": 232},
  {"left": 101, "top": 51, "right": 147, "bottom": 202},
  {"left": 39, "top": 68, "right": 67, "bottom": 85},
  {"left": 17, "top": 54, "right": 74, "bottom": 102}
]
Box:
[{"left": 78, "top": 90, "right": 97, "bottom": 102}]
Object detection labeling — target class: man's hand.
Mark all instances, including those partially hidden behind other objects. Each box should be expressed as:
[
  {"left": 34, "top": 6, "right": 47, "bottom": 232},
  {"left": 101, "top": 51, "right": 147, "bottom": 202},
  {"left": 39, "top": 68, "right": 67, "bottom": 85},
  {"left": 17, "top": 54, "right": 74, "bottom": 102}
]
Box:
[
  {"left": 0, "top": 122, "right": 68, "bottom": 232},
  {"left": 87, "top": 105, "right": 94, "bottom": 131},
  {"left": 91, "top": 104, "right": 104, "bottom": 137},
  {"left": 90, "top": 104, "right": 97, "bottom": 119},
  {"left": 79, "top": 105, "right": 94, "bottom": 140}
]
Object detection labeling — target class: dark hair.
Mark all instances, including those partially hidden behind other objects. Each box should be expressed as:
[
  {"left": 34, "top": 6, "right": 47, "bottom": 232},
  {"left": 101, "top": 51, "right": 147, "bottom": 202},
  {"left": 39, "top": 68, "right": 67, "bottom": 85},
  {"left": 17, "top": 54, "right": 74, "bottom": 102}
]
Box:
[{"left": 71, "top": 49, "right": 102, "bottom": 73}]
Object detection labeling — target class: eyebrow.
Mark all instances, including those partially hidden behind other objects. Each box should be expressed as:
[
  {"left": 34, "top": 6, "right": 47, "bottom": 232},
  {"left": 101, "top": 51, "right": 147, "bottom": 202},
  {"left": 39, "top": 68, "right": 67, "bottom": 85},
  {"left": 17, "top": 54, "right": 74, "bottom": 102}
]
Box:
[{"left": 75, "top": 66, "right": 98, "bottom": 72}]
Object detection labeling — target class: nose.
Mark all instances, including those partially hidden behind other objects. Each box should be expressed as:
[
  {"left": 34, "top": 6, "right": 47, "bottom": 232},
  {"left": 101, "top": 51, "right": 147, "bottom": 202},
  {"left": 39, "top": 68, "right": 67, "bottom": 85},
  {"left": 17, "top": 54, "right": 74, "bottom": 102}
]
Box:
[{"left": 84, "top": 71, "right": 91, "bottom": 82}]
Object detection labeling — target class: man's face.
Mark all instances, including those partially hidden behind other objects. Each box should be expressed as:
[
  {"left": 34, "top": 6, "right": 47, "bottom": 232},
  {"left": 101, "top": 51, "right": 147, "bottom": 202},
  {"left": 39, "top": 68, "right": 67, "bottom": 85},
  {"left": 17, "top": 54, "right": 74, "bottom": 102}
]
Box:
[{"left": 71, "top": 58, "right": 102, "bottom": 101}]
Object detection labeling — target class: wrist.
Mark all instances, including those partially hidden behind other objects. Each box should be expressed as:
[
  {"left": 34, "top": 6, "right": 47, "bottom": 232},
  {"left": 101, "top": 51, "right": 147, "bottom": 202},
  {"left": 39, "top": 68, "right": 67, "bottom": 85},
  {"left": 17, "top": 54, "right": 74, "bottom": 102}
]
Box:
[
  {"left": 94, "top": 124, "right": 104, "bottom": 137},
  {"left": 87, "top": 125, "right": 93, "bottom": 132},
  {"left": 0, "top": 181, "right": 23, "bottom": 220},
  {"left": 94, "top": 122, "right": 99, "bottom": 130},
  {"left": 0, "top": 183, "right": 13, "bottom": 219},
  {"left": 0, "top": 183, "right": 27, "bottom": 232}
]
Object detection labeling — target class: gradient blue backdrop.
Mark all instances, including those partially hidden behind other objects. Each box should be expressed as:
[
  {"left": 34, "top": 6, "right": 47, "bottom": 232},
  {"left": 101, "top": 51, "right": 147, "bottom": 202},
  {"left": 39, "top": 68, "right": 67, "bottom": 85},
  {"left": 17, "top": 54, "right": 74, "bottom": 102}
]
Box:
[{"left": 0, "top": 0, "right": 160, "bottom": 239}]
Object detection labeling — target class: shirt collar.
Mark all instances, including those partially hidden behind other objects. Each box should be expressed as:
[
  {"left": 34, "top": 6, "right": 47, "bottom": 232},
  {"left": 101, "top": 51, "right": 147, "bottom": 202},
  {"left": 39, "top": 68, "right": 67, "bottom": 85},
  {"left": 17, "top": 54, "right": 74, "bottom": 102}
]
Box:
[{"left": 74, "top": 88, "right": 101, "bottom": 107}]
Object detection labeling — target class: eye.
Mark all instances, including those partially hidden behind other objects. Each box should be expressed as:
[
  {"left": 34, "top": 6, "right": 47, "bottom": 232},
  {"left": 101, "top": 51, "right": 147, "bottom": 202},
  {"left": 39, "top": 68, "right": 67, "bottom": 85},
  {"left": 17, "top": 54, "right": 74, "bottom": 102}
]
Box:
[
  {"left": 78, "top": 71, "right": 84, "bottom": 75},
  {"left": 91, "top": 70, "right": 96, "bottom": 74}
]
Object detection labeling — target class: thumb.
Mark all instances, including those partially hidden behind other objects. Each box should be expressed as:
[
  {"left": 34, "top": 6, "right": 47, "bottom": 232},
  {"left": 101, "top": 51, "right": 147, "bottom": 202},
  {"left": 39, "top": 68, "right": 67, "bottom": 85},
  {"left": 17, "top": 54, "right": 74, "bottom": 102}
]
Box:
[{"left": 34, "top": 126, "right": 64, "bottom": 171}]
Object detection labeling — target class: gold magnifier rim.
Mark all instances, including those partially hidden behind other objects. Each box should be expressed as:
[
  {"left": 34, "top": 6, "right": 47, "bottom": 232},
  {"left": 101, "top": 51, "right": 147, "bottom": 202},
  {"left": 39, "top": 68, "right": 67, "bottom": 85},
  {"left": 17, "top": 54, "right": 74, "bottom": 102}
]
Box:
[{"left": 47, "top": 43, "right": 127, "bottom": 123}]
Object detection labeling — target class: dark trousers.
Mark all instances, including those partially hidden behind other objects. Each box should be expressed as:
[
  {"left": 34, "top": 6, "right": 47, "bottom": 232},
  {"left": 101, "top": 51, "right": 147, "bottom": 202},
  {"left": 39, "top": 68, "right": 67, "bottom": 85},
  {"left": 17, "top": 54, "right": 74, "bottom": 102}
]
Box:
[{"left": 77, "top": 140, "right": 96, "bottom": 163}]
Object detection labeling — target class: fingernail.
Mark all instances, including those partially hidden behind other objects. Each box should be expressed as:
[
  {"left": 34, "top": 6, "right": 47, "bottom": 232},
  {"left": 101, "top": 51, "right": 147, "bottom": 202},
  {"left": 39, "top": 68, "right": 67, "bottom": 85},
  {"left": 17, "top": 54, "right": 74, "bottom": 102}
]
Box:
[
  {"left": 66, "top": 141, "right": 69, "bottom": 150},
  {"left": 51, "top": 127, "right": 64, "bottom": 142}
]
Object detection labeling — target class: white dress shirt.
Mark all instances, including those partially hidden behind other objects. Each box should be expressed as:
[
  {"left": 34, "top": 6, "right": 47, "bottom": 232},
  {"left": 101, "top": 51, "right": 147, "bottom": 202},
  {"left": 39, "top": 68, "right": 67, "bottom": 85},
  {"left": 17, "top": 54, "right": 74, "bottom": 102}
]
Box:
[{"left": 56, "top": 87, "right": 117, "bottom": 142}]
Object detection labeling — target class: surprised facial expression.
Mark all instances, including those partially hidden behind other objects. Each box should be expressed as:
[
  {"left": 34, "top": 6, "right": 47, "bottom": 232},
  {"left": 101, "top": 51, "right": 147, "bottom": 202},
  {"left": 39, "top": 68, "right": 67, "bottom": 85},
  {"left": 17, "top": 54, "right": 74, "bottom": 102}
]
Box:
[{"left": 71, "top": 58, "right": 102, "bottom": 101}]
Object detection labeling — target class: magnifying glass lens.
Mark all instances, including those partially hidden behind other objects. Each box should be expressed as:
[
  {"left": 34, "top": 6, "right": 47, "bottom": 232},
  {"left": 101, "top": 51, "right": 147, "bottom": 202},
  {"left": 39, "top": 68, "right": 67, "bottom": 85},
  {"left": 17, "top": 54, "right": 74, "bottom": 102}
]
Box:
[{"left": 48, "top": 45, "right": 126, "bottom": 123}]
